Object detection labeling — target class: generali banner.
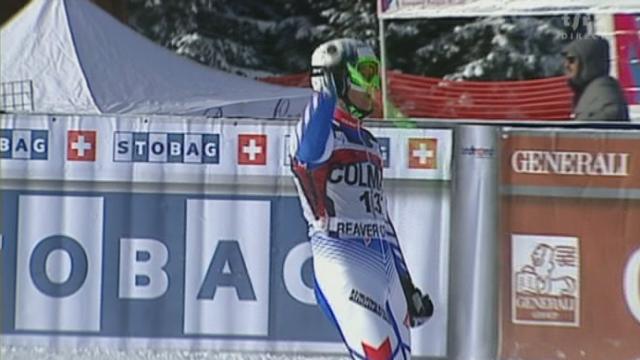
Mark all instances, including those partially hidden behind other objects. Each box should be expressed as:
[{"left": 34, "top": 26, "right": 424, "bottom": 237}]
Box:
[{"left": 499, "top": 130, "right": 640, "bottom": 359}]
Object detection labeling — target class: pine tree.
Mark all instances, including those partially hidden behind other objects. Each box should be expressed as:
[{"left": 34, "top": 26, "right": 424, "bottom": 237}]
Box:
[
  {"left": 385, "top": 16, "right": 580, "bottom": 80},
  {"left": 127, "top": 0, "right": 379, "bottom": 77},
  {"left": 127, "top": 1, "right": 580, "bottom": 80}
]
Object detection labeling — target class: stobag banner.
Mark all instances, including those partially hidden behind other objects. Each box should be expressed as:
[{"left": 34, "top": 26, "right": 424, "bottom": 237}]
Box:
[
  {"left": 2, "top": 192, "right": 342, "bottom": 350},
  {"left": 0, "top": 114, "right": 451, "bottom": 183},
  {"left": 499, "top": 129, "right": 640, "bottom": 360},
  {"left": 378, "top": 0, "right": 640, "bottom": 19},
  {"left": 0, "top": 113, "right": 451, "bottom": 357}
]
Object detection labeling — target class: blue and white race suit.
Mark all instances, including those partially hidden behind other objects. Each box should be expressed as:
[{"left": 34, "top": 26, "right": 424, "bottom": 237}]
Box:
[{"left": 290, "top": 90, "right": 413, "bottom": 360}]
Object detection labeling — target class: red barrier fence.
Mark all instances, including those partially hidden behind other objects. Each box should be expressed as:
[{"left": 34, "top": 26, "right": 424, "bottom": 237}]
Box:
[{"left": 261, "top": 72, "right": 573, "bottom": 121}]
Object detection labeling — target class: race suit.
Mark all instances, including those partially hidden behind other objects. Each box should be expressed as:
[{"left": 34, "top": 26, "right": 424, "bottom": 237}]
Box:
[{"left": 290, "top": 90, "right": 413, "bottom": 360}]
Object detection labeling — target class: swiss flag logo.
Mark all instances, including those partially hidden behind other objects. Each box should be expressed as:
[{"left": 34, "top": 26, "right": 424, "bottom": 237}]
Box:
[
  {"left": 238, "top": 134, "right": 267, "bottom": 165},
  {"left": 408, "top": 138, "right": 437, "bottom": 169},
  {"left": 67, "top": 130, "right": 97, "bottom": 161}
]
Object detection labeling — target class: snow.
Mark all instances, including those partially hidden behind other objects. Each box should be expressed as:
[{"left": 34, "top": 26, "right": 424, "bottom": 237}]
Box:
[{"left": 0, "top": 345, "right": 349, "bottom": 360}]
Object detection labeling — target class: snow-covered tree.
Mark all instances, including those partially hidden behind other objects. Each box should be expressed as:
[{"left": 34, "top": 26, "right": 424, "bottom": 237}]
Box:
[
  {"left": 385, "top": 15, "right": 590, "bottom": 80},
  {"left": 128, "top": 0, "right": 378, "bottom": 77},
  {"left": 127, "top": 1, "right": 588, "bottom": 81}
]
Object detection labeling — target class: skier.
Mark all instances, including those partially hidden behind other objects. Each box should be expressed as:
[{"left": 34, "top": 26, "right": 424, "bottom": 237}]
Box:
[{"left": 290, "top": 38, "right": 433, "bottom": 359}]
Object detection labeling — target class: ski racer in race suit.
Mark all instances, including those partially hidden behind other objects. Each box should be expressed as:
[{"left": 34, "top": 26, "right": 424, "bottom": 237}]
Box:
[{"left": 290, "top": 38, "right": 434, "bottom": 360}]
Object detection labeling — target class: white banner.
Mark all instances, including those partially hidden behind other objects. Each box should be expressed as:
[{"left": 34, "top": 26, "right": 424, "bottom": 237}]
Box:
[
  {"left": 15, "top": 195, "right": 104, "bottom": 332},
  {"left": 0, "top": 114, "right": 452, "bottom": 183},
  {"left": 184, "top": 199, "right": 271, "bottom": 336},
  {"left": 378, "top": 0, "right": 640, "bottom": 19}
]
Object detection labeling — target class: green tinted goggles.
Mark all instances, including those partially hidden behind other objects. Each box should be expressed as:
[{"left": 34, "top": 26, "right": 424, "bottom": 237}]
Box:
[{"left": 346, "top": 57, "right": 381, "bottom": 91}]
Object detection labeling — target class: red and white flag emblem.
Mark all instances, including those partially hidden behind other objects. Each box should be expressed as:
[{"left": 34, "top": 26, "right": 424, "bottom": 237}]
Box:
[
  {"left": 67, "top": 130, "right": 97, "bottom": 161},
  {"left": 238, "top": 134, "right": 267, "bottom": 165},
  {"left": 408, "top": 138, "right": 437, "bottom": 169}
]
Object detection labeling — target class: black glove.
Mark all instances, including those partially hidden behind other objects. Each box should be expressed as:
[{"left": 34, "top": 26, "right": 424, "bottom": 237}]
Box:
[
  {"left": 400, "top": 275, "right": 434, "bottom": 328},
  {"left": 407, "top": 287, "right": 434, "bottom": 328}
]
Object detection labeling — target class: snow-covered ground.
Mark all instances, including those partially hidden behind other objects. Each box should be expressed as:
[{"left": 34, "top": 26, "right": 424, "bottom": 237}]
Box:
[{"left": 1, "top": 345, "right": 349, "bottom": 360}]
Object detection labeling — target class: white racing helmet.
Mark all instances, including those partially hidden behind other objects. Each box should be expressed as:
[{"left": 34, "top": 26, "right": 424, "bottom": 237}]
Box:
[{"left": 310, "top": 38, "right": 381, "bottom": 118}]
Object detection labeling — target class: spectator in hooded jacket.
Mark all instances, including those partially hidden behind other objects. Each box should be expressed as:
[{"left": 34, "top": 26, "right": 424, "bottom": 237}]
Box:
[{"left": 563, "top": 36, "right": 629, "bottom": 121}]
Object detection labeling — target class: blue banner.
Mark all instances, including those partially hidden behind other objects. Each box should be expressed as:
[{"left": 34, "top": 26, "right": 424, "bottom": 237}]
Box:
[{"left": 1, "top": 191, "right": 339, "bottom": 343}]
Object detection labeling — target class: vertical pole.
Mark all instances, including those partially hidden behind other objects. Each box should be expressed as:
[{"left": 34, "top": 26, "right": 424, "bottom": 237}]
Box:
[
  {"left": 594, "top": 13, "right": 617, "bottom": 77},
  {"left": 378, "top": 17, "right": 389, "bottom": 119},
  {"left": 447, "top": 125, "right": 499, "bottom": 360}
]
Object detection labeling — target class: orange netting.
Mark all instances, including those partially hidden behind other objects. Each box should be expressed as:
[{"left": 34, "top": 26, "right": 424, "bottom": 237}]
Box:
[{"left": 260, "top": 71, "right": 573, "bottom": 121}]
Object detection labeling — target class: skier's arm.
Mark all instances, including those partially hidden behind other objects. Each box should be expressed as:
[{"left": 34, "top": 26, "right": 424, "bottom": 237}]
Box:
[
  {"left": 294, "top": 71, "right": 339, "bottom": 166},
  {"left": 294, "top": 91, "right": 336, "bottom": 165}
]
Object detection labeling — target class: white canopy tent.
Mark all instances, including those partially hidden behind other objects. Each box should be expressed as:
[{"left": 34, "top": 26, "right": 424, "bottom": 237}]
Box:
[{"left": 0, "top": 0, "right": 311, "bottom": 118}]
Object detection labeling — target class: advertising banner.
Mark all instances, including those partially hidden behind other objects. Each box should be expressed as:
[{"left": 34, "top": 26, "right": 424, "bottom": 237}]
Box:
[
  {"left": 378, "top": 0, "right": 640, "bottom": 19},
  {"left": 0, "top": 114, "right": 451, "bottom": 357},
  {"left": 0, "top": 114, "right": 451, "bottom": 183},
  {"left": 614, "top": 14, "right": 640, "bottom": 106},
  {"left": 499, "top": 129, "right": 640, "bottom": 359}
]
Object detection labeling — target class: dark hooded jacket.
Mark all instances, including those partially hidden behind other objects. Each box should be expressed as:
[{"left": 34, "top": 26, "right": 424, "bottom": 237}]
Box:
[{"left": 564, "top": 36, "right": 629, "bottom": 121}]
